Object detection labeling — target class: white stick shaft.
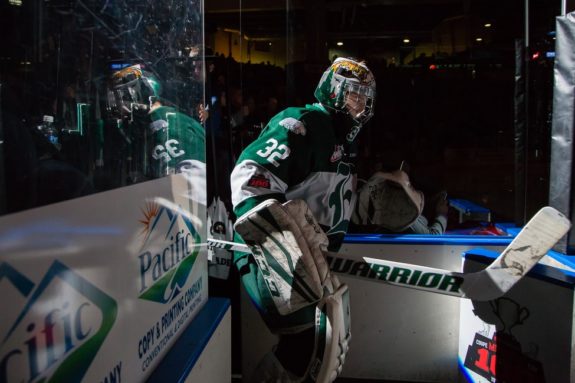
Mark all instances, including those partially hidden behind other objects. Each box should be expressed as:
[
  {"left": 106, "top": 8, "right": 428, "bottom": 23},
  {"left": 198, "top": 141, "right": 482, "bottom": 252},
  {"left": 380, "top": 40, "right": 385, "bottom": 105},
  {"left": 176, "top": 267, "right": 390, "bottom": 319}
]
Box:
[
  {"left": 327, "top": 255, "right": 466, "bottom": 297},
  {"left": 207, "top": 239, "right": 247, "bottom": 252},
  {"left": 207, "top": 206, "right": 570, "bottom": 300},
  {"left": 207, "top": 238, "right": 467, "bottom": 297}
]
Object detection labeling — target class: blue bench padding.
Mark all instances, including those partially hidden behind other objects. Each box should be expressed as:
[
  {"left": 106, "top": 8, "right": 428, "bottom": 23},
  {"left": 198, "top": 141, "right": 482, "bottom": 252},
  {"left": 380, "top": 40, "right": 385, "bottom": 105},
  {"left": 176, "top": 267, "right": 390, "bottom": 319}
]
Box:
[
  {"left": 344, "top": 233, "right": 514, "bottom": 246},
  {"left": 147, "top": 297, "right": 231, "bottom": 383}
]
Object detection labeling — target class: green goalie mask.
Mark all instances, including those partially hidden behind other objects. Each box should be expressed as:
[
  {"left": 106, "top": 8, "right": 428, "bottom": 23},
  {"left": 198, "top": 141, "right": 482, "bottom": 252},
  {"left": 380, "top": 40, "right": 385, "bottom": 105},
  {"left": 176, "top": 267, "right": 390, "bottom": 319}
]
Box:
[
  {"left": 314, "top": 57, "right": 376, "bottom": 129},
  {"left": 106, "top": 64, "right": 162, "bottom": 119}
]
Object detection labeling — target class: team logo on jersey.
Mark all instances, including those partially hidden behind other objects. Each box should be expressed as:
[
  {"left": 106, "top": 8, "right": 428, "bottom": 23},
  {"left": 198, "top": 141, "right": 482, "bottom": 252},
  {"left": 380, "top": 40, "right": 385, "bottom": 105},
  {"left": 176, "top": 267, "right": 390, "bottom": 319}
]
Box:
[
  {"left": 137, "top": 201, "right": 201, "bottom": 304},
  {"left": 330, "top": 145, "right": 345, "bottom": 162},
  {"left": 247, "top": 175, "right": 271, "bottom": 189},
  {"left": 0, "top": 261, "right": 117, "bottom": 383},
  {"left": 327, "top": 162, "right": 355, "bottom": 241},
  {"left": 279, "top": 117, "right": 306, "bottom": 136}
]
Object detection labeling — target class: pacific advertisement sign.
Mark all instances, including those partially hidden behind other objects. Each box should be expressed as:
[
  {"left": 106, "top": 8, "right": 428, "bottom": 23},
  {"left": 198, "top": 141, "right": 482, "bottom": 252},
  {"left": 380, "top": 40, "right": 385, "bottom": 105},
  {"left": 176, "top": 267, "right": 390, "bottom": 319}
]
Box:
[
  {"left": 0, "top": 175, "right": 207, "bottom": 383},
  {"left": 0, "top": 261, "right": 118, "bottom": 383}
]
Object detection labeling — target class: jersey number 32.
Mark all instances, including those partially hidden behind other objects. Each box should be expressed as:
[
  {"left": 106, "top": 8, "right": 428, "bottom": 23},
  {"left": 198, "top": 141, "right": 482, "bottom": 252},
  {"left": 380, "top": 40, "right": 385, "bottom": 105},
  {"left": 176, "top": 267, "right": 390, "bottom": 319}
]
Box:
[{"left": 256, "top": 138, "right": 290, "bottom": 167}]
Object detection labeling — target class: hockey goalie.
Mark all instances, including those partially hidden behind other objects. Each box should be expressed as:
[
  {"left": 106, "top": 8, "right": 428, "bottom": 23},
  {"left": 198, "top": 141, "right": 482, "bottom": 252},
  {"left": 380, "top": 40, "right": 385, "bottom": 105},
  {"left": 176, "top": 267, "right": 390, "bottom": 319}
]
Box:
[{"left": 230, "top": 57, "right": 376, "bottom": 382}]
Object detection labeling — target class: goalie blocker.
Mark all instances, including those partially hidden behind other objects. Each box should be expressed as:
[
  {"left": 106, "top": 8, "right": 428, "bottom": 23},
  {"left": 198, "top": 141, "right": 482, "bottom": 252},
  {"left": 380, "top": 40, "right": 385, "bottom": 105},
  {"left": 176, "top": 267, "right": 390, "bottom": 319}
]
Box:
[{"left": 234, "top": 199, "right": 351, "bottom": 383}]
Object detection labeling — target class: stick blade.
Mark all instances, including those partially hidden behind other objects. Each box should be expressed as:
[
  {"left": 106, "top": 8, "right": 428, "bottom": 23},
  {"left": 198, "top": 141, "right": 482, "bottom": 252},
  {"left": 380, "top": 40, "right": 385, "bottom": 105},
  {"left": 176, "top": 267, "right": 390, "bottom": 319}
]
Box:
[{"left": 461, "top": 206, "right": 571, "bottom": 300}]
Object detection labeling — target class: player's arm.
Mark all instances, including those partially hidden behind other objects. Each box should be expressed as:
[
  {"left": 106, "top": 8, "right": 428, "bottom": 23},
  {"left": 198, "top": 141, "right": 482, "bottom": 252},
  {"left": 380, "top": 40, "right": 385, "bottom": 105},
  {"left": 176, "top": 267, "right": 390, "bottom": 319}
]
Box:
[
  {"left": 409, "top": 215, "right": 447, "bottom": 235},
  {"left": 409, "top": 193, "right": 448, "bottom": 235},
  {"left": 230, "top": 111, "right": 312, "bottom": 217}
]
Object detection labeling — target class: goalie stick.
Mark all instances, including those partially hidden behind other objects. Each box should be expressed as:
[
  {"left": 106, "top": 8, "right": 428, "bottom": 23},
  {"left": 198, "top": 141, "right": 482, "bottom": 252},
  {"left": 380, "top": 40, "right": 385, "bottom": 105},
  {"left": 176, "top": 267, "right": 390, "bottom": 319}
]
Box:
[{"left": 207, "top": 206, "right": 570, "bottom": 301}]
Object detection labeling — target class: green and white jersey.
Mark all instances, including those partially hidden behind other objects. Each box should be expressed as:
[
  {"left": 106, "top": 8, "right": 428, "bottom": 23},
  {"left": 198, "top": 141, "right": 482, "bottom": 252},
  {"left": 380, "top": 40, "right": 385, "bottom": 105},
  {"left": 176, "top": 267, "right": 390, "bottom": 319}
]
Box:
[
  {"left": 148, "top": 105, "right": 206, "bottom": 177},
  {"left": 231, "top": 103, "right": 358, "bottom": 251}
]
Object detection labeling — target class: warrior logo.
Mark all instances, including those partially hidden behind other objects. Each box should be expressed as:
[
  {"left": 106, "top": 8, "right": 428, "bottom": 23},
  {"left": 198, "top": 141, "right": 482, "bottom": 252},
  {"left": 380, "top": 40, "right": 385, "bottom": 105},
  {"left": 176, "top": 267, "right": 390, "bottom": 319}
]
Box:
[{"left": 0, "top": 261, "right": 117, "bottom": 383}]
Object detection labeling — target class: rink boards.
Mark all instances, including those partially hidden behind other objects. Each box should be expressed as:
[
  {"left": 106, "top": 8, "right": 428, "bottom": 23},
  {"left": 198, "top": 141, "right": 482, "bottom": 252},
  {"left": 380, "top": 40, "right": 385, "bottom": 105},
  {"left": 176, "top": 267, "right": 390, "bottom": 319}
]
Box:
[
  {"left": 240, "top": 233, "right": 515, "bottom": 382},
  {"left": 0, "top": 175, "right": 209, "bottom": 383},
  {"left": 336, "top": 235, "right": 512, "bottom": 382}
]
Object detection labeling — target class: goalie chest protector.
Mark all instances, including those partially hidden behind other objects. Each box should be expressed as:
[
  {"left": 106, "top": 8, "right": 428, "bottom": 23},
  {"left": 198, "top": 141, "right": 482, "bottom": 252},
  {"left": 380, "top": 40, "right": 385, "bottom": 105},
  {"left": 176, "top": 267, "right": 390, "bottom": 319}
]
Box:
[{"left": 231, "top": 103, "right": 358, "bottom": 251}]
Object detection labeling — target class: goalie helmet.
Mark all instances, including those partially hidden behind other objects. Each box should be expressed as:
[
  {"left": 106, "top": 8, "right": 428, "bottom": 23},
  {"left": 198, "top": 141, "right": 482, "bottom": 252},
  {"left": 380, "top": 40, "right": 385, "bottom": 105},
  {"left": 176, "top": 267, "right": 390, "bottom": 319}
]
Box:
[
  {"left": 106, "top": 64, "right": 162, "bottom": 119},
  {"left": 314, "top": 57, "right": 376, "bottom": 131}
]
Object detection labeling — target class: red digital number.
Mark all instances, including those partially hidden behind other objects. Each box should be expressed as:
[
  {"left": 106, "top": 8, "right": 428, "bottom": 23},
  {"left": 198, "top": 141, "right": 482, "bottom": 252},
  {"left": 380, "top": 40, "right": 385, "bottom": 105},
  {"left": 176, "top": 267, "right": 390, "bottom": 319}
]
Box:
[{"left": 475, "top": 348, "right": 496, "bottom": 375}]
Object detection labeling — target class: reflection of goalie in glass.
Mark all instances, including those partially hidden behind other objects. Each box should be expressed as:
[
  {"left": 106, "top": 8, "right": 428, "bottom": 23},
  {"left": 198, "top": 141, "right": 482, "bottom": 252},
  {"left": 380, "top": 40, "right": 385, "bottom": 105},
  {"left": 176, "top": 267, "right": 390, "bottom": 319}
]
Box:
[{"left": 106, "top": 64, "right": 205, "bottom": 180}]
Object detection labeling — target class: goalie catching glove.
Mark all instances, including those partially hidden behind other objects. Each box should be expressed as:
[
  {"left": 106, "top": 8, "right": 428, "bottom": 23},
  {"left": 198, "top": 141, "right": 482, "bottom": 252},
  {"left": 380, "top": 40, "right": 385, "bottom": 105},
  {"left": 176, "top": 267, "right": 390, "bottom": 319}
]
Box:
[
  {"left": 353, "top": 170, "right": 424, "bottom": 232},
  {"left": 234, "top": 199, "right": 351, "bottom": 382}
]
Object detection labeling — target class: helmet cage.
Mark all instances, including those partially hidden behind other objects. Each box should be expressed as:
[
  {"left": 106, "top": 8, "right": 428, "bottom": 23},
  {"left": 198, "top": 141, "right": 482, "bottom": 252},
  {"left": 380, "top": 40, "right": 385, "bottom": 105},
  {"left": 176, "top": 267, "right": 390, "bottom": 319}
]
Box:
[
  {"left": 106, "top": 65, "right": 160, "bottom": 119},
  {"left": 341, "top": 80, "right": 376, "bottom": 125}
]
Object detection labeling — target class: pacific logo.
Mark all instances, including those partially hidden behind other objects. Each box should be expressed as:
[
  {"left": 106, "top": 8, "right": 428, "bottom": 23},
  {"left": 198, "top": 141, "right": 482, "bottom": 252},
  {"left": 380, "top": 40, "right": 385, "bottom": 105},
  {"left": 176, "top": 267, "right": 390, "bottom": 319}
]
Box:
[
  {"left": 137, "top": 201, "right": 201, "bottom": 304},
  {"left": 0, "top": 261, "right": 117, "bottom": 383}
]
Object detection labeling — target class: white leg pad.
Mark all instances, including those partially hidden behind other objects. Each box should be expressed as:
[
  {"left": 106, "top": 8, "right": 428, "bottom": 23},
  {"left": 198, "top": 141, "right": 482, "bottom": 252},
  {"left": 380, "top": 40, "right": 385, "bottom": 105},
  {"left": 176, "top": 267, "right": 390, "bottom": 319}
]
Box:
[
  {"left": 307, "top": 282, "right": 351, "bottom": 383},
  {"left": 234, "top": 199, "right": 331, "bottom": 316}
]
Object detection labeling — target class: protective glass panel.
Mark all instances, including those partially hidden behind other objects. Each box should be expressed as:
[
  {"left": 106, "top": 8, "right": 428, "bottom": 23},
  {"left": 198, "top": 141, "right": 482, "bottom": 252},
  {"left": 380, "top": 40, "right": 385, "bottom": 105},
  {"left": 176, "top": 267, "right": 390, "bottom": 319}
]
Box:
[
  {"left": 205, "top": 0, "right": 560, "bottom": 236},
  {"left": 0, "top": 0, "right": 205, "bottom": 216}
]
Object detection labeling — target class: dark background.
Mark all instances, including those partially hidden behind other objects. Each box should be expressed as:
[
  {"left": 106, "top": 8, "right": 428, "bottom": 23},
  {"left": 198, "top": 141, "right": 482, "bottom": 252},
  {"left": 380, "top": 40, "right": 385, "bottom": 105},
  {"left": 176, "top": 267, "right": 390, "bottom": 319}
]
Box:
[{"left": 204, "top": 0, "right": 562, "bottom": 225}]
